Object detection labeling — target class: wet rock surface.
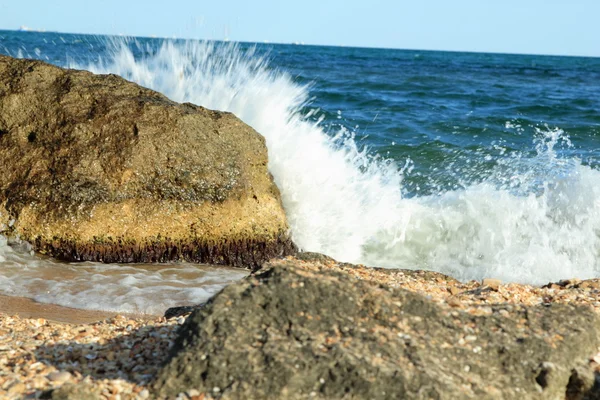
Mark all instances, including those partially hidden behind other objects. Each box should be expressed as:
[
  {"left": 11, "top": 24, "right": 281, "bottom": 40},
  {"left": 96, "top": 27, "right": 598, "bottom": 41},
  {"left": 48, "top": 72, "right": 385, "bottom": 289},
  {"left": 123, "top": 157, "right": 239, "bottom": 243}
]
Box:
[
  {"left": 0, "top": 54, "right": 295, "bottom": 268},
  {"left": 154, "top": 258, "right": 600, "bottom": 399}
]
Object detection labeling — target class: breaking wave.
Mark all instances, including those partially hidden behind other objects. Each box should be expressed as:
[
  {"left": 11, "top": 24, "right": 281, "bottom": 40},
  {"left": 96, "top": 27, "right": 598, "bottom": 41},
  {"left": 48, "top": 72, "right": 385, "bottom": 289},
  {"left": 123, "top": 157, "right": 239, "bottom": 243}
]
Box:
[{"left": 77, "top": 39, "right": 600, "bottom": 285}]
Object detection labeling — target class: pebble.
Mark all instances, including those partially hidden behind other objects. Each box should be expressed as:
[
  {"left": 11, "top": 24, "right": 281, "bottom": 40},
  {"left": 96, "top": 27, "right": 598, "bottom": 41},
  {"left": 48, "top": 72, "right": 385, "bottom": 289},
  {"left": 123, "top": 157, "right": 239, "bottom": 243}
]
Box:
[
  {"left": 482, "top": 278, "right": 502, "bottom": 291},
  {"left": 8, "top": 382, "right": 25, "bottom": 395},
  {"left": 447, "top": 286, "right": 461, "bottom": 295},
  {"left": 447, "top": 296, "right": 462, "bottom": 307},
  {"left": 47, "top": 370, "right": 72, "bottom": 383}
]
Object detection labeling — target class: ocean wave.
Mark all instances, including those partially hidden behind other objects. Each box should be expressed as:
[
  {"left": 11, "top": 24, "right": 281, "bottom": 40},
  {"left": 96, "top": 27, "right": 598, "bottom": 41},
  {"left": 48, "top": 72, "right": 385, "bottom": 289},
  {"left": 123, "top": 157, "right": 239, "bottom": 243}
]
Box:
[{"left": 77, "top": 39, "right": 600, "bottom": 285}]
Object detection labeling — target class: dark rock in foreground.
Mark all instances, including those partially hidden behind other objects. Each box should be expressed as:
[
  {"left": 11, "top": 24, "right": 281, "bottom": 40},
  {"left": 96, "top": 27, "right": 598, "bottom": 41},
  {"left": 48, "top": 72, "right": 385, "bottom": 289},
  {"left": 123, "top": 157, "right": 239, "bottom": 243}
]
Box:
[
  {"left": 0, "top": 55, "right": 296, "bottom": 268},
  {"left": 154, "top": 260, "right": 600, "bottom": 399}
]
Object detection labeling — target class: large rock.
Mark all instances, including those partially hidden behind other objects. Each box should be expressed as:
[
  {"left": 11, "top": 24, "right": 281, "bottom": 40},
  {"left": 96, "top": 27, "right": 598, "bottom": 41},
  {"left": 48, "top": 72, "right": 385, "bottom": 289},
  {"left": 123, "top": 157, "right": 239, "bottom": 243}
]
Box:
[
  {"left": 154, "top": 259, "right": 600, "bottom": 399},
  {"left": 0, "top": 55, "right": 296, "bottom": 268}
]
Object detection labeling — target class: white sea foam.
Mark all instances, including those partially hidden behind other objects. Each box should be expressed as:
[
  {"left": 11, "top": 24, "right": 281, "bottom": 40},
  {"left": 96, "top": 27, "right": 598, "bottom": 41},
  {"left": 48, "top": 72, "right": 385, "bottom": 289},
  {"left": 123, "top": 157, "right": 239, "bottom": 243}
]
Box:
[{"left": 0, "top": 239, "right": 247, "bottom": 314}]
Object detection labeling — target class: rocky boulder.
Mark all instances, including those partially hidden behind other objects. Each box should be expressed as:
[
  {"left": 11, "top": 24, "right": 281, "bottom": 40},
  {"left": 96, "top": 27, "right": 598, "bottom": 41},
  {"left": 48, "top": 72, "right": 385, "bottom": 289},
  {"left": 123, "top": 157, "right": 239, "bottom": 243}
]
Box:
[
  {"left": 154, "top": 259, "right": 600, "bottom": 399},
  {"left": 0, "top": 55, "right": 296, "bottom": 268}
]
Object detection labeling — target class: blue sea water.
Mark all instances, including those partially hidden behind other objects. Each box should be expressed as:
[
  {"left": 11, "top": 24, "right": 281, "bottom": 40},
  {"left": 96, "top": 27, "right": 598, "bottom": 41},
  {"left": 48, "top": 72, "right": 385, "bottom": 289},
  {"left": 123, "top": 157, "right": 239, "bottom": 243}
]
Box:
[{"left": 1, "top": 30, "right": 600, "bottom": 313}]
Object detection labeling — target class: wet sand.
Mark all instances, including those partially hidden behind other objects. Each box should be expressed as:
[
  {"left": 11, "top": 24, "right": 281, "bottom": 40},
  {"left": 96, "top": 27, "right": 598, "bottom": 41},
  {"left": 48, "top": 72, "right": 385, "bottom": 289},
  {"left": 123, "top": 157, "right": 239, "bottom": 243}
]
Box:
[{"left": 0, "top": 294, "right": 156, "bottom": 324}]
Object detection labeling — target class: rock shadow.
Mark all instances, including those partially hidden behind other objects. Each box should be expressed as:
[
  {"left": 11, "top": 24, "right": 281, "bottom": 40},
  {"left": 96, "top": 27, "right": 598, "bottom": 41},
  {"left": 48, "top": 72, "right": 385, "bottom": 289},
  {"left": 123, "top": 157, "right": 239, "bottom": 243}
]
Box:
[{"left": 32, "top": 320, "right": 180, "bottom": 387}]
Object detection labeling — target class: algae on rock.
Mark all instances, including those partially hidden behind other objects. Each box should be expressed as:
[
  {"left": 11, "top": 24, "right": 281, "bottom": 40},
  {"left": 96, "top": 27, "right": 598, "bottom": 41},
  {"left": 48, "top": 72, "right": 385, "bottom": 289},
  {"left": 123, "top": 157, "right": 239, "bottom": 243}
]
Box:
[{"left": 0, "top": 55, "right": 296, "bottom": 268}]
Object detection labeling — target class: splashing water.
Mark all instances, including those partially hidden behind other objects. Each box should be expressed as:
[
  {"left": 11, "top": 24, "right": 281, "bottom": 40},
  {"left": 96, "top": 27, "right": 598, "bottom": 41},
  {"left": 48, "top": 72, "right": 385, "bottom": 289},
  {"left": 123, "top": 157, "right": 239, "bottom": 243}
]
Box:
[
  {"left": 76, "top": 40, "right": 600, "bottom": 285},
  {"left": 84, "top": 38, "right": 600, "bottom": 283},
  {"left": 70, "top": 41, "right": 600, "bottom": 284},
  {"left": 81, "top": 40, "right": 406, "bottom": 263},
  {"left": 2, "top": 37, "right": 600, "bottom": 315}
]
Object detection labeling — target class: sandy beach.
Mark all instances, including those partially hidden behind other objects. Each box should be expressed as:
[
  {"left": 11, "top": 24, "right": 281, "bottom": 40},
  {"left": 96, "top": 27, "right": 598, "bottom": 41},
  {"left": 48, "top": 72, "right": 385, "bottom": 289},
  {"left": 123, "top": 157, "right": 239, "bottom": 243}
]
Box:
[
  {"left": 0, "top": 295, "right": 184, "bottom": 399},
  {"left": 2, "top": 256, "right": 600, "bottom": 399}
]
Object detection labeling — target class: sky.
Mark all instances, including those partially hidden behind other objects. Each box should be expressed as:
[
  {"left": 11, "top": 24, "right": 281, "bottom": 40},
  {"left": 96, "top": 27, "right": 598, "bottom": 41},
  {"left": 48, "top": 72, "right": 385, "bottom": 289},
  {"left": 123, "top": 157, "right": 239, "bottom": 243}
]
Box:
[{"left": 0, "top": 0, "right": 598, "bottom": 57}]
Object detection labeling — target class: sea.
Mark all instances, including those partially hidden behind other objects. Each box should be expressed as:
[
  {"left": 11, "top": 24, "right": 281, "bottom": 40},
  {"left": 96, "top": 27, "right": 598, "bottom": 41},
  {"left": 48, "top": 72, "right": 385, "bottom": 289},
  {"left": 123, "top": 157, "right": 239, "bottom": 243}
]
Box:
[{"left": 1, "top": 30, "right": 600, "bottom": 314}]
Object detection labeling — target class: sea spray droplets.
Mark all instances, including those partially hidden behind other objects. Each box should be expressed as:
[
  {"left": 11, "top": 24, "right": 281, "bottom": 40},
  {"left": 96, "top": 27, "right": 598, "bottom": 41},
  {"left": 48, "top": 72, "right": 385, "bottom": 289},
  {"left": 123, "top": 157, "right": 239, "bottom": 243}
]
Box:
[{"left": 365, "top": 125, "right": 600, "bottom": 284}]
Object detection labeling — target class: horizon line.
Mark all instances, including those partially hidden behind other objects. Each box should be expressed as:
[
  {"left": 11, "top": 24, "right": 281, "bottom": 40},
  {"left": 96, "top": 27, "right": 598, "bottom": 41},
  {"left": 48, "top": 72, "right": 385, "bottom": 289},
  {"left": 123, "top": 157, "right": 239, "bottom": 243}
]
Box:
[{"left": 1, "top": 27, "right": 598, "bottom": 60}]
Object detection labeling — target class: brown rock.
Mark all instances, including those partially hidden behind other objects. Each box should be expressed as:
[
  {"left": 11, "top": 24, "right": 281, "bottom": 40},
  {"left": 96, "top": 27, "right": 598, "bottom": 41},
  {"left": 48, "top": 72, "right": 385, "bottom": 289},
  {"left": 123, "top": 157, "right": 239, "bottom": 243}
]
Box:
[
  {"left": 7, "top": 382, "right": 26, "bottom": 395},
  {"left": 0, "top": 55, "right": 296, "bottom": 268},
  {"left": 549, "top": 283, "right": 562, "bottom": 290}
]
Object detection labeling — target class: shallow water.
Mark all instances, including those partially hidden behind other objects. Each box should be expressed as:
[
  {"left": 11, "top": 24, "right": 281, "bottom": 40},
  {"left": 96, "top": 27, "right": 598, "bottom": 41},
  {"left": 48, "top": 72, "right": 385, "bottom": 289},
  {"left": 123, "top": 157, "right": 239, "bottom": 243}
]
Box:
[
  {"left": 0, "top": 238, "right": 247, "bottom": 315},
  {"left": 1, "top": 30, "right": 600, "bottom": 312}
]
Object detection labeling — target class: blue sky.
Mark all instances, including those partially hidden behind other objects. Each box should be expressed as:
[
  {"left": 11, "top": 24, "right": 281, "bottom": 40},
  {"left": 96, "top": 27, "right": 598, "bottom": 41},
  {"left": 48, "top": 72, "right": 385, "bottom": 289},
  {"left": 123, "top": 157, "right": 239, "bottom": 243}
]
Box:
[{"left": 0, "top": 0, "right": 598, "bottom": 56}]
